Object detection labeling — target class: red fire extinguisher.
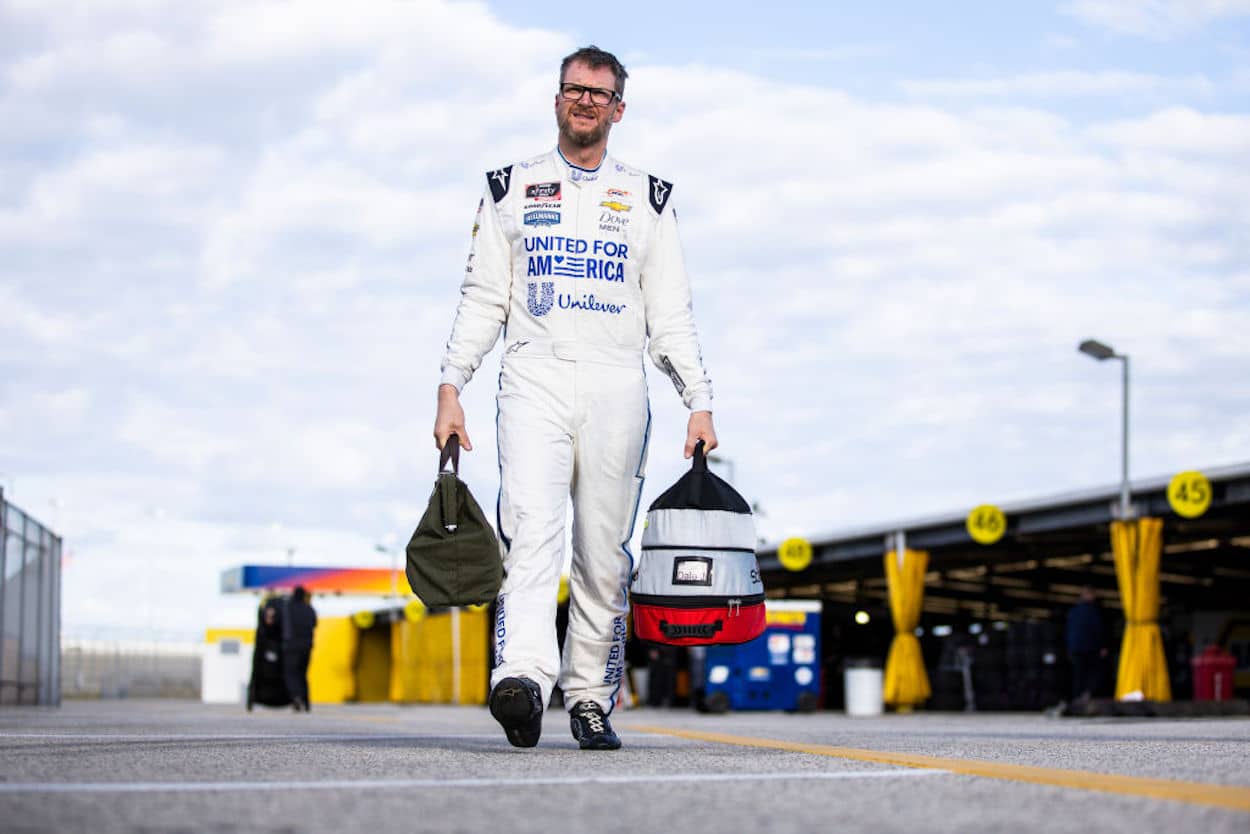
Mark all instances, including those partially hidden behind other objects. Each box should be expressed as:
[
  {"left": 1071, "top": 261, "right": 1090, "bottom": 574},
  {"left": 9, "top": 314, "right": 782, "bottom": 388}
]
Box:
[{"left": 1191, "top": 644, "right": 1236, "bottom": 701}]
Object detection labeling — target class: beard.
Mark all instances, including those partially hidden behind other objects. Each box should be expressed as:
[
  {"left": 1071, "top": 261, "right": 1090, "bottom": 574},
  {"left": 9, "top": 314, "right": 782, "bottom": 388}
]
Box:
[{"left": 558, "top": 108, "right": 610, "bottom": 148}]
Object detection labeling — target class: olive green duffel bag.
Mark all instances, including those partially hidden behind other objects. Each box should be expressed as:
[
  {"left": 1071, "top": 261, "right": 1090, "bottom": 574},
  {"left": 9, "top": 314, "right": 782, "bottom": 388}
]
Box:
[{"left": 405, "top": 434, "right": 502, "bottom": 607}]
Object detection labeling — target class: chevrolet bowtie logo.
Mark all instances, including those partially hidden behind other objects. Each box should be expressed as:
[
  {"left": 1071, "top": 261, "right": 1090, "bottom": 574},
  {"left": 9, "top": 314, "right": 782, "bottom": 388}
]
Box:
[{"left": 600, "top": 200, "right": 632, "bottom": 212}]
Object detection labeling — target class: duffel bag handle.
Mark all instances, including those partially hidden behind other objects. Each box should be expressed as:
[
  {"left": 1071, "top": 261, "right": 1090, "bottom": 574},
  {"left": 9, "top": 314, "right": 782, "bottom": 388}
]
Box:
[
  {"left": 439, "top": 433, "right": 461, "bottom": 476},
  {"left": 692, "top": 439, "right": 707, "bottom": 472},
  {"left": 690, "top": 439, "right": 707, "bottom": 504},
  {"left": 438, "top": 434, "right": 460, "bottom": 533}
]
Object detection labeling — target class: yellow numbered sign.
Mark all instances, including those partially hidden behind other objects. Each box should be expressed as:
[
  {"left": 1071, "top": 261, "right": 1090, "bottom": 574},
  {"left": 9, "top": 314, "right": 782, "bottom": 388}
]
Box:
[
  {"left": 966, "top": 505, "right": 1006, "bottom": 545},
  {"left": 351, "top": 610, "right": 376, "bottom": 629},
  {"left": 778, "top": 537, "right": 813, "bottom": 572},
  {"left": 403, "top": 599, "right": 426, "bottom": 623},
  {"left": 1168, "top": 470, "right": 1212, "bottom": 518}
]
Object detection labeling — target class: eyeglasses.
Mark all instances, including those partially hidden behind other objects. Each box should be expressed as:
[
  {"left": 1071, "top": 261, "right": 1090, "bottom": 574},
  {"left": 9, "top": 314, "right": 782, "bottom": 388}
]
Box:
[{"left": 559, "top": 83, "right": 620, "bottom": 107}]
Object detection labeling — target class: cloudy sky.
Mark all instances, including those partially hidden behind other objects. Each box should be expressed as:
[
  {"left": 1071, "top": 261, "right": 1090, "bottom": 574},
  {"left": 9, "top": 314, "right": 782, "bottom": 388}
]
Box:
[{"left": 2, "top": 0, "right": 1247, "bottom": 639}]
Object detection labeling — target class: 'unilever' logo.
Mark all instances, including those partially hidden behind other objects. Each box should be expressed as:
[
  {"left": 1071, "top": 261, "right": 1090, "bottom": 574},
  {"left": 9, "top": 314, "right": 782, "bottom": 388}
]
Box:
[{"left": 527, "top": 282, "right": 554, "bottom": 316}]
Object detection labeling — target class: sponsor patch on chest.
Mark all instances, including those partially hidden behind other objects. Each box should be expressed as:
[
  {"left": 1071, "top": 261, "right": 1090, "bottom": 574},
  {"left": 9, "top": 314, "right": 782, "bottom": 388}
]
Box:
[
  {"left": 523, "top": 210, "right": 561, "bottom": 227},
  {"left": 525, "top": 182, "right": 561, "bottom": 202},
  {"left": 524, "top": 236, "right": 629, "bottom": 281}
]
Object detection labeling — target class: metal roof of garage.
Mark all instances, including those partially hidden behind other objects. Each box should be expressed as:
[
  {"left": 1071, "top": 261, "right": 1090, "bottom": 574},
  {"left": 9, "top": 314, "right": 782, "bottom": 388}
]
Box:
[{"left": 757, "top": 462, "right": 1250, "bottom": 621}]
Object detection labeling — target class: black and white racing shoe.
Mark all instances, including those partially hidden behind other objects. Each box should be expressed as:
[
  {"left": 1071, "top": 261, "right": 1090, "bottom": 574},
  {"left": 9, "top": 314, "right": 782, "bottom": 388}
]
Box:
[
  {"left": 489, "top": 676, "right": 544, "bottom": 748},
  {"left": 569, "top": 700, "right": 621, "bottom": 750}
]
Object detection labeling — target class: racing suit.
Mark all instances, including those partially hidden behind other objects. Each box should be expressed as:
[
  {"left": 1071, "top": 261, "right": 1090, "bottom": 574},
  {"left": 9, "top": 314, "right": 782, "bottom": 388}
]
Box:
[{"left": 440, "top": 148, "right": 712, "bottom": 713}]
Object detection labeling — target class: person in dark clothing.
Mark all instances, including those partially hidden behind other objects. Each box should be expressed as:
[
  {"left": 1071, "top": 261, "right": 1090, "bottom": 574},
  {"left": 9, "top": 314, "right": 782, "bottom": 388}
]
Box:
[
  {"left": 247, "top": 596, "right": 291, "bottom": 710},
  {"left": 282, "top": 586, "right": 318, "bottom": 712},
  {"left": 1066, "top": 586, "right": 1107, "bottom": 701}
]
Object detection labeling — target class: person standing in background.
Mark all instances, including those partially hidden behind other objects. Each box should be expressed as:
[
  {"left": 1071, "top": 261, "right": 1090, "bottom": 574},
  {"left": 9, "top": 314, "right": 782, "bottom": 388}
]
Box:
[
  {"left": 1066, "top": 586, "right": 1107, "bottom": 702},
  {"left": 283, "top": 585, "right": 318, "bottom": 712}
]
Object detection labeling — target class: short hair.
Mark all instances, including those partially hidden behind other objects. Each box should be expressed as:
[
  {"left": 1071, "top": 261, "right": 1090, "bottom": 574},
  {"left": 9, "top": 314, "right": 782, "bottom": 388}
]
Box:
[
  {"left": 293, "top": 585, "right": 308, "bottom": 602},
  {"left": 560, "top": 45, "right": 628, "bottom": 96}
]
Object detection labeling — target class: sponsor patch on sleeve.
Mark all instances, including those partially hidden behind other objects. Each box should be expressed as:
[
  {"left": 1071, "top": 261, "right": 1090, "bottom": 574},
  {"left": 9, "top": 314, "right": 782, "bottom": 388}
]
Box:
[
  {"left": 487, "top": 165, "right": 513, "bottom": 203},
  {"left": 660, "top": 355, "right": 686, "bottom": 394},
  {"left": 647, "top": 174, "right": 673, "bottom": 214}
]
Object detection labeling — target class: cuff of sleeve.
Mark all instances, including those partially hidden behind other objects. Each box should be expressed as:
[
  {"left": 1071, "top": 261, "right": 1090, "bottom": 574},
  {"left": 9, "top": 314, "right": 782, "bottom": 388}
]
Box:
[
  {"left": 688, "top": 394, "right": 713, "bottom": 413},
  {"left": 439, "top": 366, "right": 470, "bottom": 392}
]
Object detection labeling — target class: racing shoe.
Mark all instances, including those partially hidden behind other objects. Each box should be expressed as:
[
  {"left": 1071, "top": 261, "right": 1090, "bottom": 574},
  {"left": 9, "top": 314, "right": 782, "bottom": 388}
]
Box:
[
  {"left": 569, "top": 700, "right": 621, "bottom": 750},
  {"left": 489, "top": 676, "right": 544, "bottom": 748}
]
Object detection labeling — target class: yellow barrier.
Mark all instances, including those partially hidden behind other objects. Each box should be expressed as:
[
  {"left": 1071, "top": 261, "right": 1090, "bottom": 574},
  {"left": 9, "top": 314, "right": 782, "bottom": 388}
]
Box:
[
  {"left": 305, "top": 608, "right": 489, "bottom": 705},
  {"left": 307, "top": 617, "right": 359, "bottom": 705},
  {"left": 355, "top": 624, "right": 393, "bottom": 703},
  {"left": 390, "top": 608, "right": 489, "bottom": 705}
]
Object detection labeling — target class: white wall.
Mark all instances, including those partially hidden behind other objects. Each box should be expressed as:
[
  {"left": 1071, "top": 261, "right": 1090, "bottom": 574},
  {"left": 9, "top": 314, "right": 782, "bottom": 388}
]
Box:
[{"left": 201, "top": 634, "right": 252, "bottom": 705}]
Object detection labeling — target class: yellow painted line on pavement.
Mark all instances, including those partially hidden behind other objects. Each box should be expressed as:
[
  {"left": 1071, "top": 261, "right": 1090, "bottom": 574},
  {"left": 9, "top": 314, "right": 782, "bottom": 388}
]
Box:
[{"left": 629, "top": 725, "right": 1250, "bottom": 813}]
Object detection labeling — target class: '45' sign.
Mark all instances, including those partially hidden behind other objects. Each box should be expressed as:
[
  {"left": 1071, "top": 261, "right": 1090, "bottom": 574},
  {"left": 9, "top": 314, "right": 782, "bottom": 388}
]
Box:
[{"left": 1168, "top": 470, "right": 1212, "bottom": 519}]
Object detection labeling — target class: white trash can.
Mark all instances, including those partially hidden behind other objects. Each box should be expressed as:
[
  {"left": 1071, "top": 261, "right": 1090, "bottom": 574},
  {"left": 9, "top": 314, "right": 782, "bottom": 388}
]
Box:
[{"left": 843, "top": 659, "right": 883, "bottom": 717}]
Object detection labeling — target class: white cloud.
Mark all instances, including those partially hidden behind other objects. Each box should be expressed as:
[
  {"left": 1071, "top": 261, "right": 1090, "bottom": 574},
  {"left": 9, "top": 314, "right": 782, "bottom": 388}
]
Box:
[
  {"left": 1090, "top": 107, "right": 1250, "bottom": 154},
  {"left": 0, "top": 284, "right": 76, "bottom": 346},
  {"left": 1061, "top": 0, "right": 1250, "bottom": 38},
  {"left": 5, "top": 143, "right": 226, "bottom": 243}
]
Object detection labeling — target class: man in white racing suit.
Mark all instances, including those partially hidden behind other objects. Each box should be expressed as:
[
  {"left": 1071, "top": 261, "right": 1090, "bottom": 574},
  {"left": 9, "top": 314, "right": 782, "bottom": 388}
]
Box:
[{"left": 434, "top": 45, "right": 717, "bottom": 750}]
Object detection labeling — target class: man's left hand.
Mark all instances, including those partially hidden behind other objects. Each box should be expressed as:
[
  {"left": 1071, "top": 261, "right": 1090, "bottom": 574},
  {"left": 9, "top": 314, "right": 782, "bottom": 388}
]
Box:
[{"left": 684, "top": 410, "right": 717, "bottom": 458}]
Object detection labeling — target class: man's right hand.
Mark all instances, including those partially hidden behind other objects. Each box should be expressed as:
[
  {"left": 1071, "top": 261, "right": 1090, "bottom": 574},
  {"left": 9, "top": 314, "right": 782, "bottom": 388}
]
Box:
[{"left": 434, "top": 384, "right": 472, "bottom": 450}]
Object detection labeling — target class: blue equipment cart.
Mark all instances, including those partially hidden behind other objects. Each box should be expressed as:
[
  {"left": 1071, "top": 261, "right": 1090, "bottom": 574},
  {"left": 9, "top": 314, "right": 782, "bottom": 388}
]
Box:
[{"left": 702, "top": 600, "right": 822, "bottom": 712}]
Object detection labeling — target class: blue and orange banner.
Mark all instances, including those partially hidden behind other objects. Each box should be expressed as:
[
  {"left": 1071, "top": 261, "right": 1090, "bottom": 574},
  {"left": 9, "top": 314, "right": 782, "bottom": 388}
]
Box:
[{"left": 220, "top": 565, "right": 410, "bottom": 596}]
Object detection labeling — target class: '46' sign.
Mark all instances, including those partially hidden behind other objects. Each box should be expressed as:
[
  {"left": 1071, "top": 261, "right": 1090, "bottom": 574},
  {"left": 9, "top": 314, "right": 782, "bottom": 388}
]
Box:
[{"left": 966, "top": 504, "right": 1007, "bottom": 545}]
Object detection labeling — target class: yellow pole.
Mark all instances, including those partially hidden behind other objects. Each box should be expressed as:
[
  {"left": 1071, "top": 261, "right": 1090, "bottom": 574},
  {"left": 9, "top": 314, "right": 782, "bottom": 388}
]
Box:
[
  {"left": 1111, "top": 518, "right": 1171, "bottom": 701},
  {"left": 883, "top": 548, "right": 931, "bottom": 707}
]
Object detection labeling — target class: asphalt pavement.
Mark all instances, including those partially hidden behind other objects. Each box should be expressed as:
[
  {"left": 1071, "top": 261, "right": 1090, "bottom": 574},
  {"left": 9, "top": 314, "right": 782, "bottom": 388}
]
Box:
[{"left": 2, "top": 699, "right": 1248, "bottom": 834}]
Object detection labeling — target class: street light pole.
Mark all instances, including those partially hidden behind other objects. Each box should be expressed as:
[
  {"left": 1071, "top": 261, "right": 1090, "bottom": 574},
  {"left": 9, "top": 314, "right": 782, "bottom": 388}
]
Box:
[
  {"left": 1119, "top": 353, "right": 1130, "bottom": 519},
  {"left": 1078, "top": 339, "right": 1132, "bottom": 519}
]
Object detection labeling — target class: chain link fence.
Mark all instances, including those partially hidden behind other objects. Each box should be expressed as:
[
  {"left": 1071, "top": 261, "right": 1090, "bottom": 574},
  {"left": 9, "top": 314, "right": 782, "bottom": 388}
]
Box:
[
  {"left": 60, "top": 637, "right": 202, "bottom": 699},
  {"left": 1, "top": 488, "right": 61, "bottom": 706}
]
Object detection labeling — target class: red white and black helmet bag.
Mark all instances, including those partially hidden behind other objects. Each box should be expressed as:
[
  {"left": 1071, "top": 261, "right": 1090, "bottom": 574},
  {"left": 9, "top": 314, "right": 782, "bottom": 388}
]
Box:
[{"left": 630, "top": 441, "right": 766, "bottom": 646}]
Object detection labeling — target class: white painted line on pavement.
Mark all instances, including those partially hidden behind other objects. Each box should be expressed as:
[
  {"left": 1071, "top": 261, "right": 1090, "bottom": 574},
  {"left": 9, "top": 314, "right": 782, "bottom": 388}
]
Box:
[
  {"left": 0, "top": 769, "right": 948, "bottom": 794},
  {"left": 0, "top": 733, "right": 501, "bottom": 742}
]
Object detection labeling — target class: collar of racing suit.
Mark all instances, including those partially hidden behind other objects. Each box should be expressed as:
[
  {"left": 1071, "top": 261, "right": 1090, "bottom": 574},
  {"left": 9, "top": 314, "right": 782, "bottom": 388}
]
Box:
[{"left": 556, "top": 147, "right": 605, "bottom": 183}]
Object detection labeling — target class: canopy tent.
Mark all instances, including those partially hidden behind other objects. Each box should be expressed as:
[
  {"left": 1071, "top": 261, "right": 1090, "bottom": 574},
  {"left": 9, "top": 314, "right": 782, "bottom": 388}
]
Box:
[
  {"left": 883, "top": 548, "right": 931, "bottom": 707},
  {"left": 1112, "top": 517, "right": 1171, "bottom": 701}
]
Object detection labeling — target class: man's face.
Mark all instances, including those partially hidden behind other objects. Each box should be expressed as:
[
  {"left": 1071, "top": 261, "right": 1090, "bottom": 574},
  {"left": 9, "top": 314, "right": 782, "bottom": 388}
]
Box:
[{"left": 555, "top": 60, "right": 625, "bottom": 149}]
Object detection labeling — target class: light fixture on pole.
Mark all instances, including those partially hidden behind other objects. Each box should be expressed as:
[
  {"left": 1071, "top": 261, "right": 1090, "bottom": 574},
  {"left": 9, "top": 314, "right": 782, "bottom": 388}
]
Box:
[{"left": 1078, "top": 338, "right": 1132, "bottom": 519}]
